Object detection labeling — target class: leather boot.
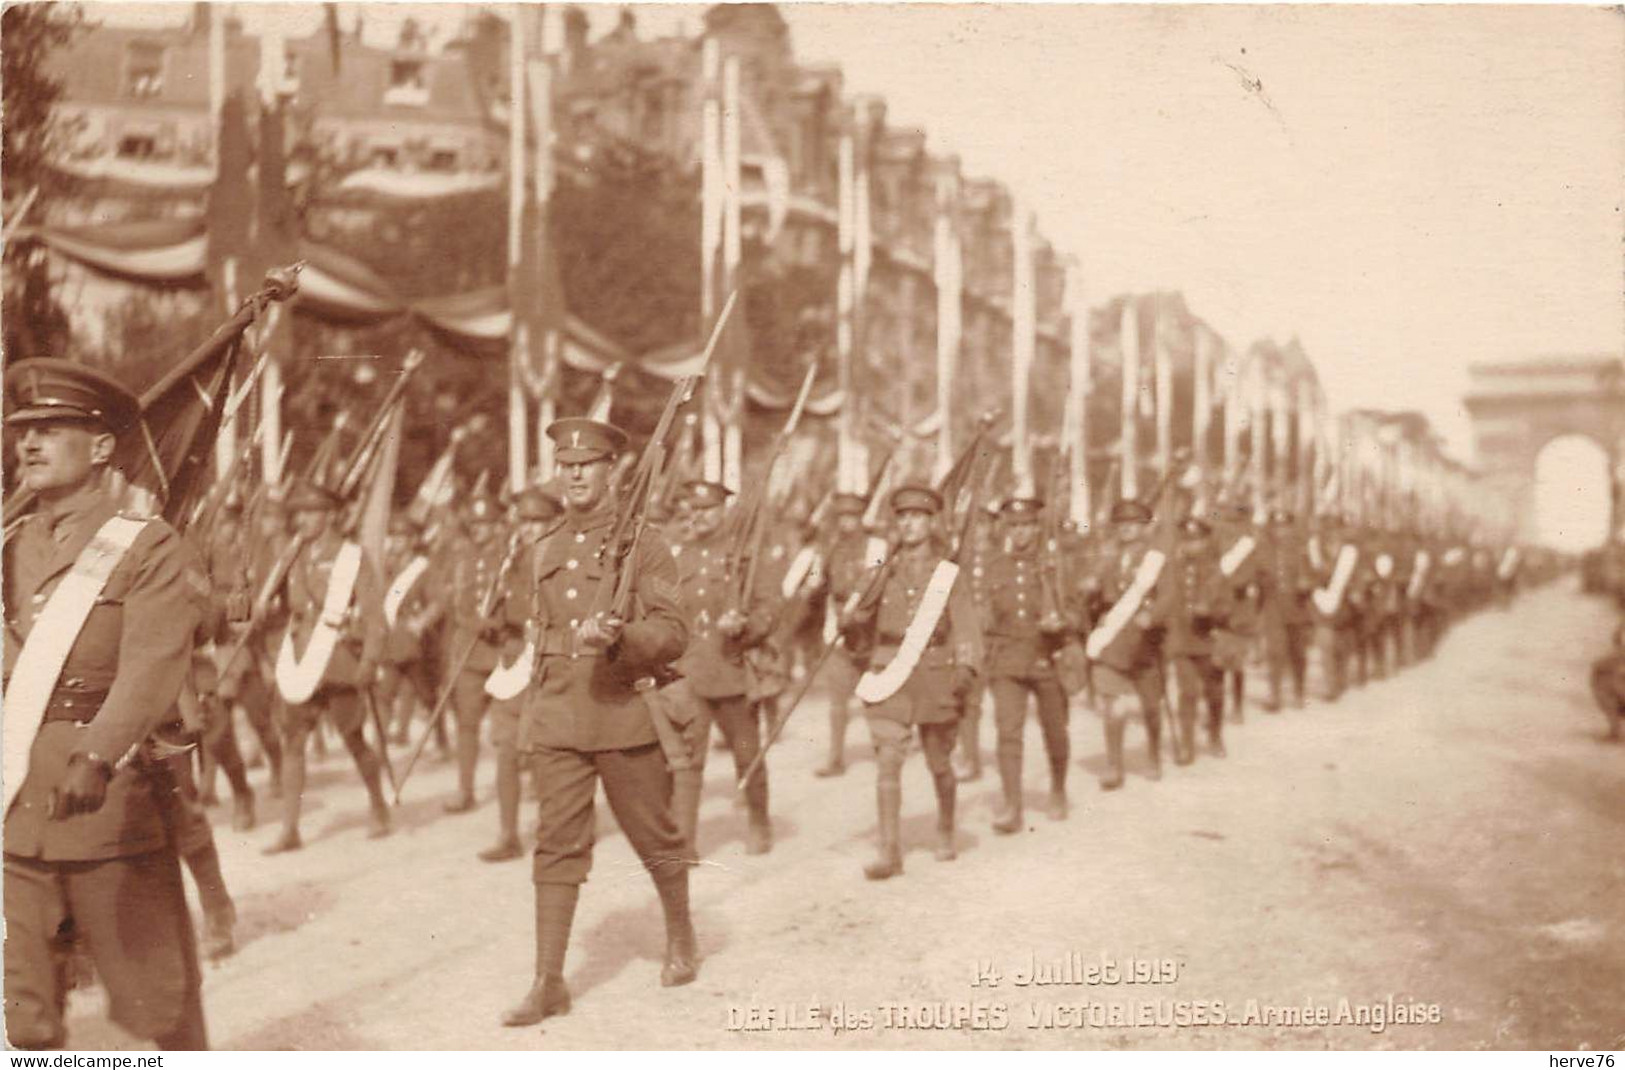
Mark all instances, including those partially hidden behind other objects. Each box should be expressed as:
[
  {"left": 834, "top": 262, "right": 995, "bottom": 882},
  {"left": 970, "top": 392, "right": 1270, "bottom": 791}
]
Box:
[
  {"left": 932, "top": 770, "right": 957, "bottom": 861},
  {"left": 1099, "top": 718, "right": 1126, "bottom": 791},
  {"left": 670, "top": 767, "right": 704, "bottom": 864},
  {"left": 1175, "top": 705, "right": 1197, "bottom": 766},
  {"left": 1046, "top": 760, "right": 1069, "bottom": 821},
  {"left": 863, "top": 775, "right": 904, "bottom": 880},
  {"left": 653, "top": 870, "right": 698, "bottom": 987},
  {"left": 1230, "top": 671, "right": 1246, "bottom": 724},
  {"left": 814, "top": 702, "right": 847, "bottom": 777},
  {"left": 502, "top": 884, "right": 577, "bottom": 1026},
  {"left": 1145, "top": 720, "right": 1163, "bottom": 781},
  {"left": 991, "top": 750, "right": 1023, "bottom": 835}
]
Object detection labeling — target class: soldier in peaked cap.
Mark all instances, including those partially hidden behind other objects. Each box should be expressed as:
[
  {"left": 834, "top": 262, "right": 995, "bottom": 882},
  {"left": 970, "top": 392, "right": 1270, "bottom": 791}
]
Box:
[
  {"left": 440, "top": 486, "right": 511, "bottom": 817},
  {"left": 668, "top": 478, "right": 781, "bottom": 856},
  {"left": 808, "top": 490, "right": 881, "bottom": 778},
  {"left": 3, "top": 359, "right": 210, "bottom": 1049},
  {"left": 1163, "top": 514, "right": 1228, "bottom": 763},
  {"left": 982, "top": 494, "right": 1077, "bottom": 831},
  {"left": 1084, "top": 499, "right": 1168, "bottom": 790},
  {"left": 1259, "top": 507, "right": 1312, "bottom": 710},
  {"left": 839, "top": 484, "right": 981, "bottom": 879},
  {"left": 499, "top": 415, "right": 694, "bottom": 1026},
  {"left": 263, "top": 477, "right": 392, "bottom": 853}
]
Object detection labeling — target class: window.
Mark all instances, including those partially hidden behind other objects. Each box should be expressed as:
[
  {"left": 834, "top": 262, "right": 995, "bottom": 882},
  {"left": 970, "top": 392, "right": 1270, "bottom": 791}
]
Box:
[
  {"left": 427, "top": 149, "right": 458, "bottom": 172},
  {"left": 126, "top": 41, "right": 165, "bottom": 99},
  {"left": 384, "top": 59, "right": 429, "bottom": 106},
  {"left": 118, "top": 134, "right": 158, "bottom": 159},
  {"left": 371, "top": 146, "right": 400, "bottom": 168}
]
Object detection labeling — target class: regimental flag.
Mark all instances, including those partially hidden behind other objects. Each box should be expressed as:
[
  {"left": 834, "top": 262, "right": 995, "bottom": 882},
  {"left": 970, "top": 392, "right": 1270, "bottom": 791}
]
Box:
[
  {"left": 355, "top": 401, "right": 403, "bottom": 605},
  {"left": 113, "top": 331, "right": 244, "bottom": 527}
]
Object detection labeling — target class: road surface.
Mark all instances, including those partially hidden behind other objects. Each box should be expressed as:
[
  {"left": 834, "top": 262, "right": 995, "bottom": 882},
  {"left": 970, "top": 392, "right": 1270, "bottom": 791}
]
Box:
[{"left": 65, "top": 579, "right": 1623, "bottom": 1050}]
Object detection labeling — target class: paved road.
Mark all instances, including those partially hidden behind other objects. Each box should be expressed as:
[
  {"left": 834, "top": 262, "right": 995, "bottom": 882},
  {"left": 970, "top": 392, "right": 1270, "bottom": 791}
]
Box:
[{"left": 67, "top": 579, "right": 1624, "bottom": 1050}]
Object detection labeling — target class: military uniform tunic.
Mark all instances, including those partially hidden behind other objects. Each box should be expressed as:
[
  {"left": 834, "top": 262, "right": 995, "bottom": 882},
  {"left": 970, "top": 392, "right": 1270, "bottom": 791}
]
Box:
[{"left": 3, "top": 484, "right": 207, "bottom": 1047}]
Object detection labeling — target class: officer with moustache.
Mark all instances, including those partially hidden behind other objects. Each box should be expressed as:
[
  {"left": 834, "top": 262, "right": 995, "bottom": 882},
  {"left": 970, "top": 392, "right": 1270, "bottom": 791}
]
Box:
[
  {"left": 840, "top": 486, "right": 981, "bottom": 879},
  {"left": 982, "top": 495, "right": 1074, "bottom": 831},
  {"left": 502, "top": 418, "right": 694, "bottom": 1027},
  {"left": 3, "top": 360, "right": 209, "bottom": 1049}
]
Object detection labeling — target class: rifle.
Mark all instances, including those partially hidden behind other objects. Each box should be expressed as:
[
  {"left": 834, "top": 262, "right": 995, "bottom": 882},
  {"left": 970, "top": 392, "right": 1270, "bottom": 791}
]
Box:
[{"left": 728, "top": 363, "right": 819, "bottom": 610}]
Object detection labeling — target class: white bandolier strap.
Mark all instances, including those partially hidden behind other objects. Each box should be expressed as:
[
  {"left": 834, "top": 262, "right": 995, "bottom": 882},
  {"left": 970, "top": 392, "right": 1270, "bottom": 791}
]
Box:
[
  {"left": 855, "top": 560, "right": 960, "bottom": 705},
  {"left": 1375, "top": 552, "right": 1394, "bottom": 579},
  {"left": 1497, "top": 547, "right": 1520, "bottom": 581},
  {"left": 864, "top": 536, "right": 888, "bottom": 570},
  {"left": 1086, "top": 549, "right": 1165, "bottom": 661},
  {"left": 1312, "top": 543, "right": 1359, "bottom": 617},
  {"left": 781, "top": 545, "right": 820, "bottom": 599},
  {"left": 1408, "top": 550, "right": 1431, "bottom": 600},
  {"left": 382, "top": 555, "right": 429, "bottom": 628},
  {"left": 1220, "top": 535, "right": 1256, "bottom": 577},
  {"left": 1308, "top": 535, "right": 1325, "bottom": 572},
  {"left": 3, "top": 515, "right": 149, "bottom": 815},
  {"left": 486, "top": 633, "right": 535, "bottom": 700},
  {"left": 275, "top": 540, "right": 363, "bottom": 705}
]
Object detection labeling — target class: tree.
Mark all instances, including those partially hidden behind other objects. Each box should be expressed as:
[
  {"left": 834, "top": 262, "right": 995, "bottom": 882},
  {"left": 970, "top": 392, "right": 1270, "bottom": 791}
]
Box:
[{"left": 2, "top": 2, "right": 85, "bottom": 362}]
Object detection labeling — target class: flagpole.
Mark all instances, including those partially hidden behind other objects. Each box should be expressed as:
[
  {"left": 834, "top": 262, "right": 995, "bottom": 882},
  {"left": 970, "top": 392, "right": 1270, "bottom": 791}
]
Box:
[
  {"left": 1249, "top": 348, "right": 1267, "bottom": 519},
  {"left": 1065, "top": 261, "right": 1090, "bottom": 527},
  {"left": 209, "top": 3, "right": 236, "bottom": 481},
  {"left": 1119, "top": 300, "right": 1140, "bottom": 502},
  {"left": 721, "top": 54, "right": 743, "bottom": 493},
  {"left": 505, "top": 4, "right": 530, "bottom": 496},
  {"left": 699, "top": 38, "right": 723, "bottom": 484},
  {"left": 836, "top": 120, "right": 857, "bottom": 492},
  {"left": 529, "top": 43, "right": 555, "bottom": 484},
  {"left": 1154, "top": 304, "right": 1173, "bottom": 485},
  {"left": 1010, "top": 195, "right": 1035, "bottom": 495},
  {"left": 933, "top": 165, "right": 960, "bottom": 484},
  {"left": 1192, "top": 326, "right": 1212, "bottom": 516}
]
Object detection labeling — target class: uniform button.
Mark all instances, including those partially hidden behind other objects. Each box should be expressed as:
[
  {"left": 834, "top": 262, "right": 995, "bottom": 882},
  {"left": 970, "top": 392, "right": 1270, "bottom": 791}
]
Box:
[
  {"left": 32, "top": 593, "right": 45, "bottom": 605},
  {"left": 574, "top": 533, "right": 586, "bottom": 543},
  {"left": 1015, "top": 576, "right": 1025, "bottom": 585},
  {"left": 566, "top": 588, "right": 577, "bottom": 599},
  {"left": 696, "top": 587, "right": 706, "bottom": 598},
  {"left": 567, "top": 559, "right": 578, "bottom": 570},
  {"left": 569, "top": 618, "right": 579, "bottom": 628}
]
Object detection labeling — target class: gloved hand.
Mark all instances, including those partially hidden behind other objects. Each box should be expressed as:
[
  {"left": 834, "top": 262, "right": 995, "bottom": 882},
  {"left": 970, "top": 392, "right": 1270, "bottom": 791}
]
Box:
[
  {"left": 717, "top": 608, "right": 747, "bottom": 638},
  {"left": 52, "top": 753, "right": 113, "bottom": 820},
  {"left": 1038, "top": 612, "right": 1067, "bottom": 634}
]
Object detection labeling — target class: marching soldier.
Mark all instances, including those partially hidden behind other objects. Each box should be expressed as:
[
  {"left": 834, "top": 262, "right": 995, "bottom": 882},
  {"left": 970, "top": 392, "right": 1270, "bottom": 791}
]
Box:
[
  {"left": 1588, "top": 621, "right": 1625, "bottom": 742},
  {"left": 1211, "top": 502, "right": 1263, "bottom": 722},
  {"left": 840, "top": 485, "right": 981, "bottom": 879},
  {"left": 811, "top": 491, "right": 881, "bottom": 778},
  {"left": 377, "top": 512, "right": 441, "bottom": 748},
  {"left": 1307, "top": 513, "right": 1361, "bottom": 701},
  {"left": 954, "top": 504, "right": 1001, "bottom": 782},
  {"left": 502, "top": 417, "right": 695, "bottom": 1027},
  {"left": 480, "top": 485, "right": 563, "bottom": 863},
  {"left": 670, "top": 480, "right": 778, "bottom": 855},
  {"left": 3, "top": 360, "right": 209, "bottom": 1049},
  {"left": 983, "top": 495, "right": 1074, "bottom": 831},
  {"left": 1259, "top": 508, "right": 1312, "bottom": 711},
  {"left": 1164, "top": 516, "right": 1227, "bottom": 762},
  {"left": 264, "top": 480, "right": 392, "bottom": 853},
  {"left": 441, "top": 490, "right": 510, "bottom": 814},
  {"left": 1085, "top": 500, "right": 1168, "bottom": 790}
]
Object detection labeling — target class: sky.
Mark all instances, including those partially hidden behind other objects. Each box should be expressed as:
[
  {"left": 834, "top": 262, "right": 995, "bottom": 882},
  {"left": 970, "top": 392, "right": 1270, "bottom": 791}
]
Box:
[{"left": 87, "top": 2, "right": 1625, "bottom": 462}]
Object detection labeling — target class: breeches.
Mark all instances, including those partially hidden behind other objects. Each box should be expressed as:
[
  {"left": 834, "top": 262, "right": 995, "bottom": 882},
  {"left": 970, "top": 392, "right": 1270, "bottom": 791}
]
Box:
[{"left": 529, "top": 744, "right": 686, "bottom": 886}]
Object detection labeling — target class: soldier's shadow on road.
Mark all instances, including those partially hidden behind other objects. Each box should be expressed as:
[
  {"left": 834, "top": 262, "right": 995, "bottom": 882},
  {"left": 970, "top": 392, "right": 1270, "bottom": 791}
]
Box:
[
  {"left": 311, "top": 793, "right": 448, "bottom": 844},
  {"left": 693, "top": 811, "right": 802, "bottom": 857},
  {"left": 228, "top": 880, "right": 341, "bottom": 954},
  {"left": 568, "top": 894, "right": 731, "bottom": 999}
]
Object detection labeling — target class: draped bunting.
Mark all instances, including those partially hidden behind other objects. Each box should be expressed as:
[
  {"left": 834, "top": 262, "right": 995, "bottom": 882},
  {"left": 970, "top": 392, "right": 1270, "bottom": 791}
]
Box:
[{"left": 17, "top": 215, "right": 835, "bottom": 413}]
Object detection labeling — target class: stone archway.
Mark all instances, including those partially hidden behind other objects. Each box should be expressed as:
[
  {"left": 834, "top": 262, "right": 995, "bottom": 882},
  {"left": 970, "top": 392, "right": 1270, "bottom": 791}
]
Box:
[{"left": 1463, "top": 356, "right": 1625, "bottom": 545}]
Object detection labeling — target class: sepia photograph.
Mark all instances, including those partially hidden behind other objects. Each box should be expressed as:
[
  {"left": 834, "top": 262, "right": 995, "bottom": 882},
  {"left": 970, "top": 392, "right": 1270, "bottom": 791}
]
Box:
[{"left": 1, "top": 0, "right": 1621, "bottom": 1054}]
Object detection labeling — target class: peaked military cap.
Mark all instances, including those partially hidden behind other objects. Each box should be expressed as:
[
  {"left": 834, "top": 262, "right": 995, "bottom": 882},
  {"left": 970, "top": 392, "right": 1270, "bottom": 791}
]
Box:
[
  {"left": 889, "top": 484, "right": 944, "bottom": 515},
  {"left": 1110, "top": 499, "right": 1153, "bottom": 524},
  {"left": 547, "top": 417, "right": 628, "bottom": 464},
  {"left": 5, "top": 358, "right": 141, "bottom": 433},
  {"left": 682, "top": 480, "right": 734, "bottom": 509},
  {"left": 831, "top": 491, "right": 868, "bottom": 516},
  {"left": 285, "top": 479, "right": 343, "bottom": 512},
  {"left": 1000, "top": 496, "right": 1044, "bottom": 518}
]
